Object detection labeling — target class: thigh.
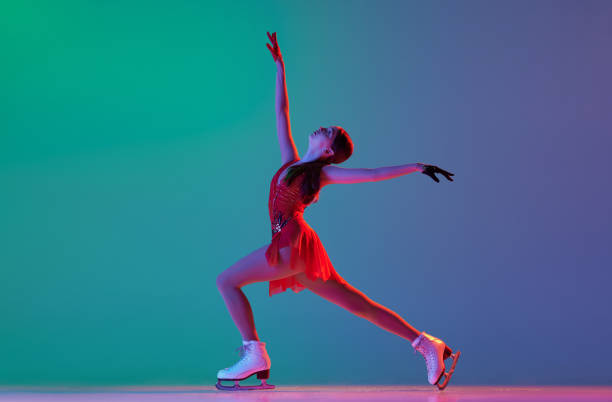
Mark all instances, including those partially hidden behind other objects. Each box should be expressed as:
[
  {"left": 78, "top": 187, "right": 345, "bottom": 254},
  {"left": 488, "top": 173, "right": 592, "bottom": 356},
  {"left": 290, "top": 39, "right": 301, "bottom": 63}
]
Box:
[
  {"left": 217, "top": 244, "right": 306, "bottom": 288},
  {"left": 294, "top": 271, "right": 374, "bottom": 315}
]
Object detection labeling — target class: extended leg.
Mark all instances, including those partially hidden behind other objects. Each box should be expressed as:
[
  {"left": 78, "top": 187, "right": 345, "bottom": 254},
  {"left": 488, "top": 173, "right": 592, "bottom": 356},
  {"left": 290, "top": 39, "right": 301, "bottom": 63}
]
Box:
[
  {"left": 294, "top": 271, "right": 421, "bottom": 342},
  {"left": 294, "top": 271, "right": 460, "bottom": 389}
]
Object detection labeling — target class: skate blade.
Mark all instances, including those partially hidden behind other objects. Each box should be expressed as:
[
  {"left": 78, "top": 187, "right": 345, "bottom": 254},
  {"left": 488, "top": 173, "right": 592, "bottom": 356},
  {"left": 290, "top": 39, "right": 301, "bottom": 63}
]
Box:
[
  {"left": 436, "top": 350, "right": 461, "bottom": 391},
  {"left": 215, "top": 380, "right": 275, "bottom": 391},
  {"left": 216, "top": 369, "right": 275, "bottom": 391}
]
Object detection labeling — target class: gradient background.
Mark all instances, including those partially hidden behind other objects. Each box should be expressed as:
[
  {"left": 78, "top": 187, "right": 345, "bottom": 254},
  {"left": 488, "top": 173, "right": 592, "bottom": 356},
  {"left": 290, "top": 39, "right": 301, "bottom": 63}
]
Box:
[{"left": 1, "top": 0, "right": 611, "bottom": 386}]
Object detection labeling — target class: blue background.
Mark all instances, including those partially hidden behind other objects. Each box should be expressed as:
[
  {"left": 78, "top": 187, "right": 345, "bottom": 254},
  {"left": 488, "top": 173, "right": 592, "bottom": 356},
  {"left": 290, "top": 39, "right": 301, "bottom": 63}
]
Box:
[{"left": 1, "top": 0, "right": 611, "bottom": 385}]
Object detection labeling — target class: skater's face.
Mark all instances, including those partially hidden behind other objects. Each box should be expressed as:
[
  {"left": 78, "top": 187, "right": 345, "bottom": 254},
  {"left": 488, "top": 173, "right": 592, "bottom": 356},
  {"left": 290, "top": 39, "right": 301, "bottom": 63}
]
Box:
[{"left": 308, "top": 126, "right": 336, "bottom": 158}]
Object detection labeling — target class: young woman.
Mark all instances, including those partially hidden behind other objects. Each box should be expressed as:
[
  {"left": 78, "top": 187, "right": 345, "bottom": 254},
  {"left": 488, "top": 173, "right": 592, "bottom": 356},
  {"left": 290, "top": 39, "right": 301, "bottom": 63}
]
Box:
[{"left": 215, "top": 32, "right": 460, "bottom": 391}]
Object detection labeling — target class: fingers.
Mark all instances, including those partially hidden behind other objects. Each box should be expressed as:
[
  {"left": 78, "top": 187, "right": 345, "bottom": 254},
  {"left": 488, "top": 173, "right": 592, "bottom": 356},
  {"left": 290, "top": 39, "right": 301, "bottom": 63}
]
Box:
[
  {"left": 266, "top": 33, "right": 276, "bottom": 50},
  {"left": 421, "top": 164, "right": 454, "bottom": 183},
  {"left": 266, "top": 32, "right": 280, "bottom": 61},
  {"left": 421, "top": 167, "right": 439, "bottom": 183},
  {"left": 427, "top": 173, "right": 440, "bottom": 183},
  {"left": 266, "top": 32, "right": 276, "bottom": 50},
  {"left": 436, "top": 167, "right": 455, "bottom": 182},
  {"left": 266, "top": 44, "right": 276, "bottom": 61},
  {"left": 267, "top": 31, "right": 277, "bottom": 45},
  {"left": 436, "top": 167, "right": 454, "bottom": 176},
  {"left": 427, "top": 165, "right": 455, "bottom": 182}
]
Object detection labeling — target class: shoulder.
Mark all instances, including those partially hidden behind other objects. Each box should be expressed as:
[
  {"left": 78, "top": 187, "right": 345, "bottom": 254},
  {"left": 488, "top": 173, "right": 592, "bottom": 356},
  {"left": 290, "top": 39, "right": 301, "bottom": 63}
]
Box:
[
  {"left": 281, "top": 157, "right": 300, "bottom": 166},
  {"left": 319, "top": 164, "right": 336, "bottom": 187}
]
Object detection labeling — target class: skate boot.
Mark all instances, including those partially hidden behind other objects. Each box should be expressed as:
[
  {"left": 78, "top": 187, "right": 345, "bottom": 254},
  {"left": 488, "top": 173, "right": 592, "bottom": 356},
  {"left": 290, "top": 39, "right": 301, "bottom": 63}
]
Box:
[
  {"left": 215, "top": 340, "right": 275, "bottom": 391},
  {"left": 412, "top": 331, "right": 461, "bottom": 390}
]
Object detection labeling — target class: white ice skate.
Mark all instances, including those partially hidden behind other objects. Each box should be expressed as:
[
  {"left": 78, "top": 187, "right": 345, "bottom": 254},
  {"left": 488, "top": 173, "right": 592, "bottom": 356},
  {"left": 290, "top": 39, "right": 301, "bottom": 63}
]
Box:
[
  {"left": 412, "top": 331, "right": 461, "bottom": 390},
  {"left": 215, "top": 340, "right": 275, "bottom": 391}
]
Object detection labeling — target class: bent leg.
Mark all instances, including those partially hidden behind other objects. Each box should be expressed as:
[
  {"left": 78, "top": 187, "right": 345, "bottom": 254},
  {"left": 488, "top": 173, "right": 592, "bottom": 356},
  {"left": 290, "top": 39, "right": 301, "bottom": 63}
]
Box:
[
  {"left": 294, "top": 271, "right": 421, "bottom": 342},
  {"left": 216, "top": 244, "right": 305, "bottom": 341}
]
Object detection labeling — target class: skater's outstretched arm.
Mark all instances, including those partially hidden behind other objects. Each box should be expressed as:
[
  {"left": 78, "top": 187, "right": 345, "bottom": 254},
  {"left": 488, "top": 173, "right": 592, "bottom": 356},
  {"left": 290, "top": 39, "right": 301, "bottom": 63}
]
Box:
[
  {"left": 321, "top": 163, "right": 454, "bottom": 186},
  {"left": 373, "top": 163, "right": 454, "bottom": 183},
  {"left": 267, "top": 32, "right": 298, "bottom": 164},
  {"left": 320, "top": 165, "right": 377, "bottom": 186}
]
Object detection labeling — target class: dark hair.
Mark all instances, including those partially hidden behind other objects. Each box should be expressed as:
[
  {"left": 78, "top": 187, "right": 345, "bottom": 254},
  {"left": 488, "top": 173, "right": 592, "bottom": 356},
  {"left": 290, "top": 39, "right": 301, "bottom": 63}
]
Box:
[{"left": 282, "top": 126, "right": 354, "bottom": 204}]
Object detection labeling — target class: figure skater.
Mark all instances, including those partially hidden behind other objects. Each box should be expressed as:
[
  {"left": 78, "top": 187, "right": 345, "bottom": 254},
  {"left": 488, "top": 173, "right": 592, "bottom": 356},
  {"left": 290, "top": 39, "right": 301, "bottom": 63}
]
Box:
[{"left": 215, "top": 31, "right": 460, "bottom": 391}]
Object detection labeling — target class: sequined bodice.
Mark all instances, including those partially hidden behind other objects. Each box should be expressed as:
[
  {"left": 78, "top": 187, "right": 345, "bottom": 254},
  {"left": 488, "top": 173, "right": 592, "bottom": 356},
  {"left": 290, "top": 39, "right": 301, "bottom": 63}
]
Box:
[{"left": 268, "top": 160, "right": 319, "bottom": 236}]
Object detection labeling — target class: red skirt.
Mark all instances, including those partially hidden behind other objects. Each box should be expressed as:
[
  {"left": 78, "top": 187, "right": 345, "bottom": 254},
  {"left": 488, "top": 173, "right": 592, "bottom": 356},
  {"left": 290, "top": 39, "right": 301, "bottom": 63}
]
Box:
[{"left": 265, "top": 216, "right": 347, "bottom": 297}]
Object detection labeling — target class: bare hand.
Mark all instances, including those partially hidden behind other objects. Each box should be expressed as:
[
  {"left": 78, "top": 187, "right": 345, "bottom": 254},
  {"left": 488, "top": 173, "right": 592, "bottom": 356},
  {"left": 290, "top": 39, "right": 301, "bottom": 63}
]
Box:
[
  {"left": 266, "top": 31, "right": 283, "bottom": 63},
  {"left": 418, "top": 163, "right": 455, "bottom": 183}
]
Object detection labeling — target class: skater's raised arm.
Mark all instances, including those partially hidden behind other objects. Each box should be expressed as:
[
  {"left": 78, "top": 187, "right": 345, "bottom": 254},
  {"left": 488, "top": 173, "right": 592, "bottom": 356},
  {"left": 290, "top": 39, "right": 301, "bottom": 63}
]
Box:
[{"left": 266, "top": 32, "right": 298, "bottom": 164}]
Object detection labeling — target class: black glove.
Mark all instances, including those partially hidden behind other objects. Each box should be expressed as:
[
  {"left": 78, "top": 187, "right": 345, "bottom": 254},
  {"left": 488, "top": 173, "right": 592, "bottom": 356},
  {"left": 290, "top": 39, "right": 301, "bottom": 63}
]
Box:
[{"left": 419, "top": 164, "right": 454, "bottom": 183}]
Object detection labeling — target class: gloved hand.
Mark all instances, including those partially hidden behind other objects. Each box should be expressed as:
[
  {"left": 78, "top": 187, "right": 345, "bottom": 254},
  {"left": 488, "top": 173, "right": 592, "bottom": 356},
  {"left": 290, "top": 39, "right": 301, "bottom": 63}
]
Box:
[
  {"left": 417, "top": 163, "right": 455, "bottom": 183},
  {"left": 266, "top": 31, "right": 283, "bottom": 63}
]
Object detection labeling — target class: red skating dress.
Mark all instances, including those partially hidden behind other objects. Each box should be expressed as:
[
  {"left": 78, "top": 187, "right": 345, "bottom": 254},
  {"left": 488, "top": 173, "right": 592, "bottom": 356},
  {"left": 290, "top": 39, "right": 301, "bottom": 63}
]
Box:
[{"left": 265, "top": 158, "right": 348, "bottom": 297}]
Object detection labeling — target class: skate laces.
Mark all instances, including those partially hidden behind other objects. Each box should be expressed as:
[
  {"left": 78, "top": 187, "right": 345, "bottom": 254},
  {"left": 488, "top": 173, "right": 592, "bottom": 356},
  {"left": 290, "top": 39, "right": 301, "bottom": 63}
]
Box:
[
  {"left": 235, "top": 344, "right": 249, "bottom": 358},
  {"left": 414, "top": 340, "right": 436, "bottom": 367},
  {"left": 412, "top": 334, "right": 423, "bottom": 355},
  {"left": 220, "top": 345, "right": 249, "bottom": 371}
]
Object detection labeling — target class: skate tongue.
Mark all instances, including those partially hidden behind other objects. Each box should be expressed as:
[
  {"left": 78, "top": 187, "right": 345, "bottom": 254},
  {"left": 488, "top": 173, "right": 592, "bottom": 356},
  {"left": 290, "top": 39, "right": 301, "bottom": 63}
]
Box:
[{"left": 412, "top": 332, "right": 426, "bottom": 349}]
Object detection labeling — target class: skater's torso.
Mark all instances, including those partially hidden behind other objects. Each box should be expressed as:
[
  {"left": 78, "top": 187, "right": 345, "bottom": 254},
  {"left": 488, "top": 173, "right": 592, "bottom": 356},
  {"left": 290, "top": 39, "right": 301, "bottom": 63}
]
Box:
[{"left": 268, "top": 159, "right": 320, "bottom": 237}]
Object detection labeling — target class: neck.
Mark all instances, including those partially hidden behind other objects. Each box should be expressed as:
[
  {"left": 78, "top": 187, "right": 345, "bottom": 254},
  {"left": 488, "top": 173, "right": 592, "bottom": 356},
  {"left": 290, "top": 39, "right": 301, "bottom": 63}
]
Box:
[{"left": 300, "top": 150, "right": 327, "bottom": 163}]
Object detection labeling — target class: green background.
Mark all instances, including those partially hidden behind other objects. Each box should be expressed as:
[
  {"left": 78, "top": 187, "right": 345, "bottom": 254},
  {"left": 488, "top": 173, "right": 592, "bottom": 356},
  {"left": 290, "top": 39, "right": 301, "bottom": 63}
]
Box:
[{"left": 2, "top": 0, "right": 611, "bottom": 385}]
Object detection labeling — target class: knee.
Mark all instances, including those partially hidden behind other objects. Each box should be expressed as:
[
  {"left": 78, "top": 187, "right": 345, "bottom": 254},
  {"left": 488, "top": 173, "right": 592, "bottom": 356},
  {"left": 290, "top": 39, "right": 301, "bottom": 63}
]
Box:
[{"left": 216, "top": 272, "right": 235, "bottom": 290}]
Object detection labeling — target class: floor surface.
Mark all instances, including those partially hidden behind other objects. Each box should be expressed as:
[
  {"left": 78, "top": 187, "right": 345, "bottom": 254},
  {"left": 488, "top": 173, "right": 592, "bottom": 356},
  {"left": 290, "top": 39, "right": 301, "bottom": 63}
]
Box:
[{"left": 1, "top": 385, "right": 611, "bottom": 401}]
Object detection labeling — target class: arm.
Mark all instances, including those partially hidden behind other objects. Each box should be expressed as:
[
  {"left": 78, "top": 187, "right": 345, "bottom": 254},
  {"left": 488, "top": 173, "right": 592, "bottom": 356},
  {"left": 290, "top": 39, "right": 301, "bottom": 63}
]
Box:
[
  {"left": 321, "top": 163, "right": 424, "bottom": 187},
  {"left": 274, "top": 59, "right": 298, "bottom": 162},
  {"left": 267, "top": 32, "right": 298, "bottom": 163},
  {"left": 322, "top": 161, "right": 454, "bottom": 186},
  {"left": 321, "top": 165, "right": 377, "bottom": 186},
  {"left": 375, "top": 163, "right": 455, "bottom": 183},
  {"left": 372, "top": 163, "right": 424, "bottom": 182}
]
